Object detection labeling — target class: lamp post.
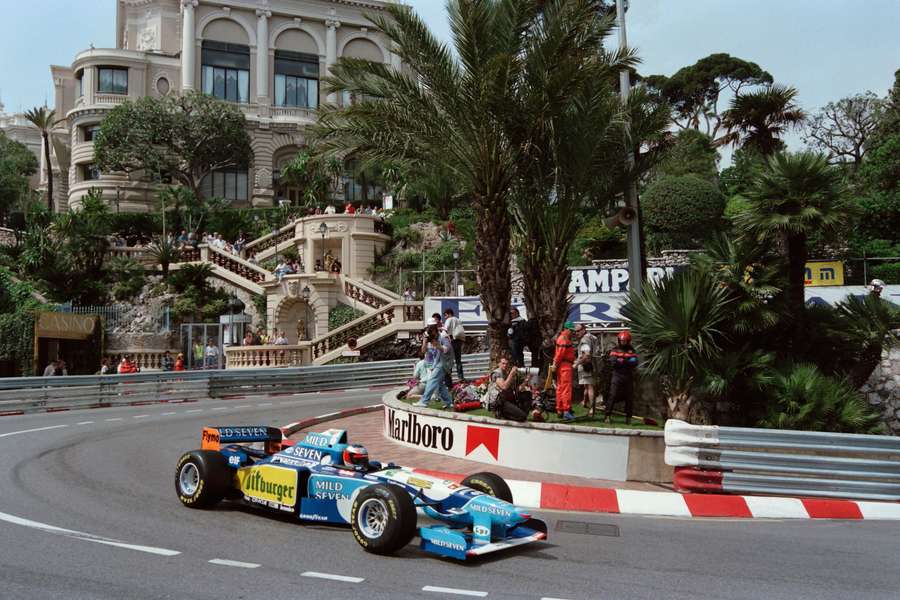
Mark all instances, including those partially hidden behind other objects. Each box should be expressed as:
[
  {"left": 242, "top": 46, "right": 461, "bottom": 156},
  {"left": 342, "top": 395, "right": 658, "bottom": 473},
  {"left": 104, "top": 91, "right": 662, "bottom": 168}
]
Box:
[
  {"left": 302, "top": 285, "right": 312, "bottom": 341},
  {"left": 318, "top": 221, "right": 328, "bottom": 269},
  {"left": 452, "top": 248, "right": 460, "bottom": 296}
]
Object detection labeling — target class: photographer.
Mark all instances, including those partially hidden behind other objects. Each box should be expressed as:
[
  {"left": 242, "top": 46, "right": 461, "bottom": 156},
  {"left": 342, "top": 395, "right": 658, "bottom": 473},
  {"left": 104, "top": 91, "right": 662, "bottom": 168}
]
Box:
[
  {"left": 413, "top": 324, "right": 454, "bottom": 409},
  {"left": 485, "top": 357, "right": 535, "bottom": 422}
]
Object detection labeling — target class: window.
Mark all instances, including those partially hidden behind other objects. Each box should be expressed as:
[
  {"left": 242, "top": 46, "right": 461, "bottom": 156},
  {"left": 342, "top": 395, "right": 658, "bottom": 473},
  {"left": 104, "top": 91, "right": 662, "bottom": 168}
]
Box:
[
  {"left": 97, "top": 67, "right": 128, "bottom": 94},
  {"left": 75, "top": 70, "right": 84, "bottom": 98},
  {"left": 82, "top": 164, "right": 101, "bottom": 181},
  {"left": 274, "top": 50, "right": 319, "bottom": 108},
  {"left": 201, "top": 41, "right": 250, "bottom": 103},
  {"left": 200, "top": 170, "right": 248, "bottom": 202},
  {"left": 342, "top": 160, "right": 383, "bottom": 204},
  {"left": 82, "top": 125, "right": 101, "bottom": 142}
]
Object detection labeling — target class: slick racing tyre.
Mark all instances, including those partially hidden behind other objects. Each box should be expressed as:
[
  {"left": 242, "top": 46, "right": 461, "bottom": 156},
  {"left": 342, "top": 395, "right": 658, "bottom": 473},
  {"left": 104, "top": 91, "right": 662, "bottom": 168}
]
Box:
[
  {"left": 461, "top": 472, "right": 513, "bottom": 503},
  {"left": 350, "top": 484, "right": 416, "bottom": 555},
  {"left": 175, "top": 450, "right": 232, "bottom": 508}
]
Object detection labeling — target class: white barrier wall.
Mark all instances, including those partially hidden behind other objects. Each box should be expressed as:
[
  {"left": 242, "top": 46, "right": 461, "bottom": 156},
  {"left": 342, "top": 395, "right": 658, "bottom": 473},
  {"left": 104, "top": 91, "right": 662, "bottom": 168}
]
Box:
[{"left": 383, "top": 404, "right": 630, "bottom": 481}]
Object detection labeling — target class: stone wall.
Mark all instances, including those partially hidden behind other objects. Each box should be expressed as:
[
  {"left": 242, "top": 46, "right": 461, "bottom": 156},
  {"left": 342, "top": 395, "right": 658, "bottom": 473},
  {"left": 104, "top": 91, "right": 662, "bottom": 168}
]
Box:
[{"left": 862, "top": 336, "right": 900, "bottom": 435}]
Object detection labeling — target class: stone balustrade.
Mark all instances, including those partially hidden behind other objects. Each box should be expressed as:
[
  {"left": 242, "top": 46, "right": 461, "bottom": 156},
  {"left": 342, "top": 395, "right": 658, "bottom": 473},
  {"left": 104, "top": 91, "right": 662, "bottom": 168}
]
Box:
[
  {"left": 243, "top": 226, "right": 295, "bottom": 259},
  {"left": 104, "top": 349, "right": 177, "bottom": 371},
  {"left": 344, "top": 280, "right": 389, "bottom": 309},
  {"left": 107, "top": 246, "right": 153, "bottom": 265},
  {"left": 225, "top": 344, "right": 309, "bottom": 369},
  {"left": 203, "top": 245, "right": 270, "bottom": 283}
]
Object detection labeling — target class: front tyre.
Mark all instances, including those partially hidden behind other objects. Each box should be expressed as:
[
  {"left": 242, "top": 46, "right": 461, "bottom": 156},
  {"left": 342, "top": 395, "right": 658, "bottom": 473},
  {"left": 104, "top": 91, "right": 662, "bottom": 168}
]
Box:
[
  {"left": 461, "top": 472, "right": 513, "bottom": 503},
  {"left": 350, "top": 484, "right": 416, "bottom": 555},
  {"left": 175, "top": 450, "right": 231, "bottom": 508}
]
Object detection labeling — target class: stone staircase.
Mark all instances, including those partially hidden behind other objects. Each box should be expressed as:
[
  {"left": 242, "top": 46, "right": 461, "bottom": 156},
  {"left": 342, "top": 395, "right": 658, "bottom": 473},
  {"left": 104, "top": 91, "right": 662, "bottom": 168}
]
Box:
[{"left": 172, "top": 244, "right": 271, "bottom": 296}]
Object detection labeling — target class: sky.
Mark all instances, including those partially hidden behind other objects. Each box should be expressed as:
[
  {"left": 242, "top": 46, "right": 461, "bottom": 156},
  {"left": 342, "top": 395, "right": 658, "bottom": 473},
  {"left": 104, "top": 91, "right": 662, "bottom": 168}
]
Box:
[{"left": 1, "top": 0, "right": 898, "bottom": 160}]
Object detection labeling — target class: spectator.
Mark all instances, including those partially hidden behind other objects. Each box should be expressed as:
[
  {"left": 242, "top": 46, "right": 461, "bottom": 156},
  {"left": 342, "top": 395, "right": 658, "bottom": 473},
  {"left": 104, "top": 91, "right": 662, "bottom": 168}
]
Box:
[
  {"left": 187, "top": 231, "right": 198, "bottom": 248},
  {"left": 161, "top": 350, "right": 174, "bottom": 372},
  {"left": 574, "top": 323, "right": 601, "bottom": 417},
  {"left": 443, "top": 308, "right": 466, "bottom": 382},
  {"left": 324, "top": 203, "right": 336, "bottom": 215},
  {"left": 484, "top": 357, "right": 531, "bottom": 422},
  {"left": 243, "top": 331, "right": 255, "bottom": 346},
  {"left": 43, "top": 359, "right": 58, "bottom": 377},
  {"left": 274, "top": 260, "right": 293, "bottom": 281},
  {"left": 344, "top": 202, "right": 356, "bottom": 215},
  {"left": 99, "top": 357, "right": 111, "bottom": 375},
  {"left": 407, "top": 358, "right": 429, "bottom": 396},
  {"left": 118, "top": 355, "right": 139, "bottom": 374},
  {"left": 870, "top": 278, "right": 886, "bottom": 299},
  {"left": 430, "top": 313, "right": 455, "bottom": 388},
  {"left": 234, "top": 233, "right": 247, "bottom": 253},
  {"left": 314, "top": 206, "right": 323, "bottom": 215},
  {"left": 402, "top": 287, "right": 415, "bottom": 302},
  {"left": 605, "top": 330, "right": 638, "bottom": 425},
  {"left": 176, "top": 230, "right": 188, "bottom": 245},
  {"left": 508, "top": 307, "right": 528, "bottom": 367},
  {"left": 273, "top": 330, "right": 289, "bottom": 345},
  {"left": 551, "top": 322, "right": 576, "bottom": 420},
  {"left": 192, "top": 340, "right": 204, "bottom": 369},
  {"left": 54, "top": 360, "right": 68, "bottom": 376},
  {"left": 205, "top": 339, "right": 220, "bottom": 369},
  {"left": 174, "top": 353, "right": 186, "bottom": 371},
  {"left": 413, "top": 324, "right": 454, "bottom": 408},
  {"left": 315, "top": 259, "right": 324, "bottom": 272},
  {"left": 331, "top": 258, "right": 342, "bottom": 273},
  {"left": 252, "top": 328, "right": 263, "bottom": 345}
]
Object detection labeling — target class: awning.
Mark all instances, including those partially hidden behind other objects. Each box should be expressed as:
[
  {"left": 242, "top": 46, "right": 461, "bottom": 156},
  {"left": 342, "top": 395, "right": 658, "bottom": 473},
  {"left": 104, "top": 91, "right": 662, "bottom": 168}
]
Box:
[{"left": 35, "top": 312, "right": 99, "bottom": 341}]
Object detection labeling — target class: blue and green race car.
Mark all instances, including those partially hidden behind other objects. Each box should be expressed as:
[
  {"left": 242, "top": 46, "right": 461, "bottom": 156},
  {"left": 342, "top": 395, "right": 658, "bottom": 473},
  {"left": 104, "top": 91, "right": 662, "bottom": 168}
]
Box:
[{"left": 174, "top": 425, "right": 547, "bottom": 560}]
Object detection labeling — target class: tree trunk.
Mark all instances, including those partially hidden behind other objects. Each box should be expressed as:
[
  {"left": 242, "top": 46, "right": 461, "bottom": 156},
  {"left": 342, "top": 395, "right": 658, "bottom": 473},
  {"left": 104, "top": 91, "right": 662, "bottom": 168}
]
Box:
[
  {"left": 42, "top": 131, "right": 53, "bottom": 213},
  {"left": 473, "top": 192, "right": 511, "bottom": 368},
  {"left": 664, "top": 377, "right": 694, "bottom": 421}
]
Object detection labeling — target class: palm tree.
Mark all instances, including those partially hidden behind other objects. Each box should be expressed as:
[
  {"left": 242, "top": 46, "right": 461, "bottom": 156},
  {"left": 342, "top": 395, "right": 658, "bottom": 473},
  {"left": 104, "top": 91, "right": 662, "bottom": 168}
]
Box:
[
  {"left": 834, "top": 294, "right": 900, "bottom": 388},
  {"left": 720, "top": 84, "right": 805, "bottom": 156},
  {"left": 620, "top": 270, "right": 732, "bottom": 421},
  {"left": 313, "top": 1, "right": 542, "bottom": 363},
  {"left": 736, "top": 152, "right": 847, "bottom": 319},
  {"left": 147, "top": 236, "right": 181, "bottom": 279},
  {"left": 24, "top": 107, "right": 60, "bottom": 213}
]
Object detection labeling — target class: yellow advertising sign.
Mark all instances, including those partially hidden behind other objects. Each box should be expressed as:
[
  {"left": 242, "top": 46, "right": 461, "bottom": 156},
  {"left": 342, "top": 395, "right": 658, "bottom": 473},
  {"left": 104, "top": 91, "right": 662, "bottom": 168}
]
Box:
[
  {"left": 805, "top": 261, "right": 844, "bottom": 287},
  {"left": 35, "top": 312, "right": 99, "bottom": 340},
  {"left": 237, "top": 465, "right": 298, "bottom": 510}
]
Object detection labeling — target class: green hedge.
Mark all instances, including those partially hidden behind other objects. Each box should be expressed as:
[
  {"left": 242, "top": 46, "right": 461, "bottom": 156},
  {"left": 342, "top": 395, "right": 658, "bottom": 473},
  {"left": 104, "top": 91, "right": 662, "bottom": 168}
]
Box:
[{"left": 642, "top": 175, "right": 726, "bottom": 251}]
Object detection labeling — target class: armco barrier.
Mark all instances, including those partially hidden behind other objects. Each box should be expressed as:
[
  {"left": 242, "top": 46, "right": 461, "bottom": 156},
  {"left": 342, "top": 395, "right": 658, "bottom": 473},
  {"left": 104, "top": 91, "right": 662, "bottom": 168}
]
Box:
[
  {"left": 0, "top": 354, "right": 490, "bottom": 415},
  {"left": 665, "top": 419, "right": 900, "bottom": 501}
]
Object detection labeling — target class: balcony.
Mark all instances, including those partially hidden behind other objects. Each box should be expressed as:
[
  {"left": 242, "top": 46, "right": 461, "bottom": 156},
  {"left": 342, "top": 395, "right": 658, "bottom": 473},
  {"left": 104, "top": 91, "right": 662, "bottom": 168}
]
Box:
[
  {"left": 271, "top": 106, "right": 315, "bottom": 121},
  {"left": 95, "top": 93, "right": 130, "bottom": 106}
]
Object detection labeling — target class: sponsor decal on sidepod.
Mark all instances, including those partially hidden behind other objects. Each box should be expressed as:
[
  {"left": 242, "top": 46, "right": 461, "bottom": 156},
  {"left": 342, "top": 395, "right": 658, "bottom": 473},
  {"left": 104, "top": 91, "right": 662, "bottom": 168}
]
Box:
[{"left": 238, "top": 465, "right": 297, "bottom": 510}]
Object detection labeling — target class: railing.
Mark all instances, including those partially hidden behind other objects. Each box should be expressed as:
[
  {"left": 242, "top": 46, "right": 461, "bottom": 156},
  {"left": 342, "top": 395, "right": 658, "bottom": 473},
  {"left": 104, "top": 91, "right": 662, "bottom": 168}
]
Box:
[
  {"left": 344, "top": 279, "right": 389, "bottom": 309},
  {"left": 225, "top": 344, "right": 308, "bottom": 369},
  {"left": 180, "top": 247, "right": 201, "bottom": 262},
  {"left": 665, "top": 420, "right": 900, "bottom": 502},
  {"left": 94, "top": 93, "right": 129, "bottom": 106},
  {"left": 404, "top": 303, "right": 424, "bottom": 322},
  {"left": 107, "top": 246, "right": 153, "bottom": 265},
  {"left": 271, "top": 106, "right": 314, "bottom": 120},
  {"left": 53, "top": 304, "right": 170, "bottom": 333},
  {"left": 105, "top": 349, "right": 177, "bottom": 371},
  {"left": 204, "top": 244, "right": 270, "bottom": 283},
  {"left": 243, "top": 225, "right": 296, "bottom": 259},
  {"left": 311, "top": 303, "right": 397, "bottom": 360},
  {"left": 0, "top": 354, "right": 490, "bottom": 415}
]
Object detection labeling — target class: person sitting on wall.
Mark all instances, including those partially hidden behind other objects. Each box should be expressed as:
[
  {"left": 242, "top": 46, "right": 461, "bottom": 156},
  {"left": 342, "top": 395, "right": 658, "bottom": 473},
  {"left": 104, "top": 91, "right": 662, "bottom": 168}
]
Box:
[
  {"left": 344, "top": 202, "right": 356, "bottom": 215},
  {"left": 315, "top": 259, "right": 324, "bottom": 272},
  {"left": 118, "top": 355, "right": 139, "bottom": 374},
  {"left": 161, "top": 351, "right": 174, "bottom": 372},
  {"left": 273, "top": 331, "right": 289, "bottom": 345},
  {"left": 174, "top": 353, "right": 185, "bottom": 371}
]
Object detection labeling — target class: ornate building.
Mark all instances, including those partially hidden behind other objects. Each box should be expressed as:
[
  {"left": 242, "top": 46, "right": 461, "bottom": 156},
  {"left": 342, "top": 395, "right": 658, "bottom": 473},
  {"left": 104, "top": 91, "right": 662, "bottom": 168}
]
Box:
[{"left": 49, "top": 0, "right": 398, "bottom": 212}]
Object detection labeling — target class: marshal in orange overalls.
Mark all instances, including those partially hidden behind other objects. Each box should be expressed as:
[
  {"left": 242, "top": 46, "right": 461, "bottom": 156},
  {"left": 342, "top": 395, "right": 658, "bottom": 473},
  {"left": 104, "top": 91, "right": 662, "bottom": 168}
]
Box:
[{"left": 552, "top": 328, "right": 576, "bottom": 414}]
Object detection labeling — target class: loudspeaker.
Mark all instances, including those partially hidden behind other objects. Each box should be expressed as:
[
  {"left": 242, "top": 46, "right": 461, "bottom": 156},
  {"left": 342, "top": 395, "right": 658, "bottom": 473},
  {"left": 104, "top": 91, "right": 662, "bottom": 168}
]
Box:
[{"left": 603, "top": 207, "right": 637, "bottom": 229}]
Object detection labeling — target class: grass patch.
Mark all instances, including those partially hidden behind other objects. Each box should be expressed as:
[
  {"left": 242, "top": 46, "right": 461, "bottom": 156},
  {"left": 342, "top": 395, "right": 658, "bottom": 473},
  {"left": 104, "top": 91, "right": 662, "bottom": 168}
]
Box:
[{"left": 399, "top": 395, "right": 661, "bottom": 430}]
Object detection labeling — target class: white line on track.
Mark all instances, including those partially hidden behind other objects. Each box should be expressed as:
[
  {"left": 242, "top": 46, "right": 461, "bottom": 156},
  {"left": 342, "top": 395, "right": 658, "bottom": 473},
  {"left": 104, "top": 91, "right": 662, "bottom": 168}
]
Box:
[
  {"left": 256, "top": 402, "right": 272, "bottom": 407},
  {"left": 301, "top": 572, "right": 364, "bottom": 583},
  {"left": 0, "top": 510, "right": 180, "bottom": 556},
  {"left": 0, "top": 424, "right": 68, "bottom": 438},
  {"left": 208, "top": 559, "right": 260, "bottom": 568},
  {"left": 76, "top": 421, "right": 94, "bottom": 425},
  {"left": 105, "top": 418, "right": 123, "bottom": 422},
  {"left": 542, "top": 597, "right": 574, "bottom": 600},
  {"left": 161, "top": 411, "right": 177, "bottom": 416},
  {"left": 235, "top": 405, "right": 251, "bottom": 409},
  {"left": 212, "top": 407, "right": 228, "bottom": 411},
  {"left": 133, "top": 415, "right": 149, "bottom": 419},
  {"left": 185, "top": 409, "right": 202, "bottom": 413},
  {"left": 422, "top": 586, "right": 488, "bottom": 597}
]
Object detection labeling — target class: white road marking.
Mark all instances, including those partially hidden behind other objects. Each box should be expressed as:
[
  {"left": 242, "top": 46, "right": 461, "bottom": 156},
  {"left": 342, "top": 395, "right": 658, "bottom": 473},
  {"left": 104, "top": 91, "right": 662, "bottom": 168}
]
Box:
[
  {"left": 185, "top": 409, "right": 202, "bottom": 413},
  {"left": 0, "top": 424, "right": 68, "bottom": 439},
  {"left": 105, "top": 418, "right": 123, "bottom": 422},
  {"left": 422, "top": 586, "right": 488, "bottom": 597},
  {"left": 212, "top": 407, "right": 228, "bottom": 411},
  {"left": 301, "top": 572, "right": 364, "bottom": 583},
  {"left": 542, "top": 597, "right": 574, "bottom": 600},
  {"left": 208, "top": 559, "right": 260, "bottom": 568},
  {"left": 133, "top": 415, "right": 149, "bottom": 419},
  {"left": 256, "top": 402, "right": 272, "bottom": 407},
  {"left": 76, "top": 421, "right": 94, "bottom": 425},
  {"left": 235, "top": 405, "right": 251, "bottom": 409},
  {"left": 0, "top": 510, "right": 180, "bottom": 556},
  {"left": 161, "top": 412, "right": 177, "bottom": 416}
]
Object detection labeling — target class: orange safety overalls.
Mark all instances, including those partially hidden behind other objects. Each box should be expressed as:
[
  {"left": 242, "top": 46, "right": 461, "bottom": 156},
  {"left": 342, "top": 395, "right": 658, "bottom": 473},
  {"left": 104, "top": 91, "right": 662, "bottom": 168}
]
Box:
[{"left": 553, "top": 330, "right": 576, "bottom": 413}]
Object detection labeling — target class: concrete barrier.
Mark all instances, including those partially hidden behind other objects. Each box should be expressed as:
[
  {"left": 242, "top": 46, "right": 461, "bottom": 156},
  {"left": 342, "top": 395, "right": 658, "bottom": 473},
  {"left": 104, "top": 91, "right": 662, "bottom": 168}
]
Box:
[{"left": 382, "top": 389, "right": 671, "bottom": 483}]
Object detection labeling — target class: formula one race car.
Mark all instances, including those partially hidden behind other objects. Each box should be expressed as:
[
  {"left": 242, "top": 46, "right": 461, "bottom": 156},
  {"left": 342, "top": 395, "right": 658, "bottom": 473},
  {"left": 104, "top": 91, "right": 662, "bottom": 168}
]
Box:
[{"left": 174, "top": 426, "right": 547, "bottom": 560}]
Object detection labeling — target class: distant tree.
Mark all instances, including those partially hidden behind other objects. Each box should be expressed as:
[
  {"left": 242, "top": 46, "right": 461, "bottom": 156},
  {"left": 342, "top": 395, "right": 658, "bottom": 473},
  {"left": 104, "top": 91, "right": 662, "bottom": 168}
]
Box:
[
  {"left": 803, "top": 92, "right": 883, "bottom": 171},
  {"left": 644, "top": 53, "right": 773, "bottom": 139},
  {"left": 651, "top": 128, "right": 719, "bottom": 182},
  {"left": 721, "top": 84, "right": 806, "bottom": 156},
  {"left": 279, "top": 151, "right": 343, "bottom": 208},
  {"left": 23, "top": 107, "right": 60, "bottom": 213},
  {"left": 94, "top": 93, "right": 252, "bottom": 200},
  {"left": 642, "top": 174, "right": 726, "bottom": 251},
  {"left": 0, "top": 132, "right": 38, "bottom": 219}
]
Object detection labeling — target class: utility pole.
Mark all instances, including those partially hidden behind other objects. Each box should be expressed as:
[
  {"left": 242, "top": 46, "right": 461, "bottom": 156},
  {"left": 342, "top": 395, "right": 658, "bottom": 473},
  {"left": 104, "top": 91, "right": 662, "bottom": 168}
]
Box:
[{"left": 616, "top": 0, "right": 644, "bottom": 296}]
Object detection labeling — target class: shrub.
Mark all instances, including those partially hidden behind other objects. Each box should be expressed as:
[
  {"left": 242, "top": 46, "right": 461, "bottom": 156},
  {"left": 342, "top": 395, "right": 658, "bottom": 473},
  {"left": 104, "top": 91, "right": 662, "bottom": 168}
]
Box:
[
  {"left": 392, "top": 226, "right": 423, "bottom": 248},
  {"left": 568, "top": 215, "right": 625, "bottom": 263},
  {"left": 870, "top": 261, "right": 900, "bottom": 284},
  {"left": 759, "top": 364, "right": 882, "bottom": 434},
  {"left": 108, "top": 256, "right": 146, "bottom": 301},
  {"left": 642, "top": 175, "right": 726, "bottom": 251},
  {"left": 329, "top": 304, "right": 365, "bottom": 330}
]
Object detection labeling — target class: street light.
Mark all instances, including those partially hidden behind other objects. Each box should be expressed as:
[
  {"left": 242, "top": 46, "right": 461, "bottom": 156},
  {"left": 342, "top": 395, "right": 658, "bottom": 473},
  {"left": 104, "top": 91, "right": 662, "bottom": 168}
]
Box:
[
  {"left": 452, "top": 248, "right": 460, "bottom": 296},
  {"left": 318, "top": 221, "right": 328, "bottom": 269},
  {"left": 302, "top": 285, "right": 312, "bottom": 340}
]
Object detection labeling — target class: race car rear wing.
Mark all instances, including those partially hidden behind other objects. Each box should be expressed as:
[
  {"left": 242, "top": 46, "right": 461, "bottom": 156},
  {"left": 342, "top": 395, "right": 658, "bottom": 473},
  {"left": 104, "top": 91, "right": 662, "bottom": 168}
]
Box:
[{"left": 201, "top": 426, "right": 284, "bottom": 452}]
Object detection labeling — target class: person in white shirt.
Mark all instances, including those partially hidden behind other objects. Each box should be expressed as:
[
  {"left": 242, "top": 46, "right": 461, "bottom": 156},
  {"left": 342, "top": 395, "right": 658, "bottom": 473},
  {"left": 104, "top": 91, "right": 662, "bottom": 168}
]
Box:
[
  {"left": 324, "top": 204, "right": 336, "bottom": 215},
  {"left": 443, "top": 308, "right": 466, "bottom": 382}
]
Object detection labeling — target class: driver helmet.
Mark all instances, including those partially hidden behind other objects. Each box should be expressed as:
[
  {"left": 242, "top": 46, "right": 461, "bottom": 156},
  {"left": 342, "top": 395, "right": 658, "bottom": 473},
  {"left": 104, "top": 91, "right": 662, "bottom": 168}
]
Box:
[
  {"left": 870, "top": 278, "right": 886, "bottom": 290},
  {"left": 342, "top": 444, "right": 369, "bottom": 469},
  {"left": 617, "top": 330, "right": 632, "bottom": 345}
]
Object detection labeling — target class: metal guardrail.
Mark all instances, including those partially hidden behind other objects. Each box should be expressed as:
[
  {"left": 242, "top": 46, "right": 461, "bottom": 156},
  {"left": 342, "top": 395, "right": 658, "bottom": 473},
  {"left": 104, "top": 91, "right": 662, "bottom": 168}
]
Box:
[
  {"left": 665, "top": 420, "right": 900, "bottom": 502},
  {"left": 0, "top": 354, "right": 491, "bottom": 416}
]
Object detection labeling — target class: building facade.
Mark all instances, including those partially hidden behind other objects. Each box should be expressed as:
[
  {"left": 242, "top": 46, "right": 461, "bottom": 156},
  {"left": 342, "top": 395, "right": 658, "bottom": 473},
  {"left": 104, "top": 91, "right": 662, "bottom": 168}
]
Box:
[
  {"left": 49, "top": 0, "right": 398, "bottom": 213},
  {"left": 0, "top": 99, "right": 42, "bottom": 191}
]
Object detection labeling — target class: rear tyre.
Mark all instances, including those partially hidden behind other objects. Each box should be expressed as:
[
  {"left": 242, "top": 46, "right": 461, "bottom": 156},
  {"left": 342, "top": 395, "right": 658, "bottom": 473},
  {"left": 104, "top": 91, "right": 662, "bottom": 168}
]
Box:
[
  {"left": 350, "top": 484, "right": 417, "bottom": 555},
  {"left": 461, "top": 472, "right": 513, "bottom": 503},
  {"left": 175, "top": 450, "right": 231, "bottom": 508}
]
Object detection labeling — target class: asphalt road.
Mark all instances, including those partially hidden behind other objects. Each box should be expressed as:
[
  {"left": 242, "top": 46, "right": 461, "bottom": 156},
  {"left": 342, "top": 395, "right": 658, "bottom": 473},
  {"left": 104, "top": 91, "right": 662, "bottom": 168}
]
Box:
[{"left": 0, "top": 391, "right": 898, "bottom": 600}]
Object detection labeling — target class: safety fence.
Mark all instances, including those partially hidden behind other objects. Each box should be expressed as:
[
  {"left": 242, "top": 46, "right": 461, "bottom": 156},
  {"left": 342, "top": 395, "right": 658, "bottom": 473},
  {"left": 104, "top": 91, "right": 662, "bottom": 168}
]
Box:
[
  {"left": 665, "top": 420, "right": 900, "bottom": 502},
  {"left": 0, "top": 354, "right": 491, "bottom": 416}
]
